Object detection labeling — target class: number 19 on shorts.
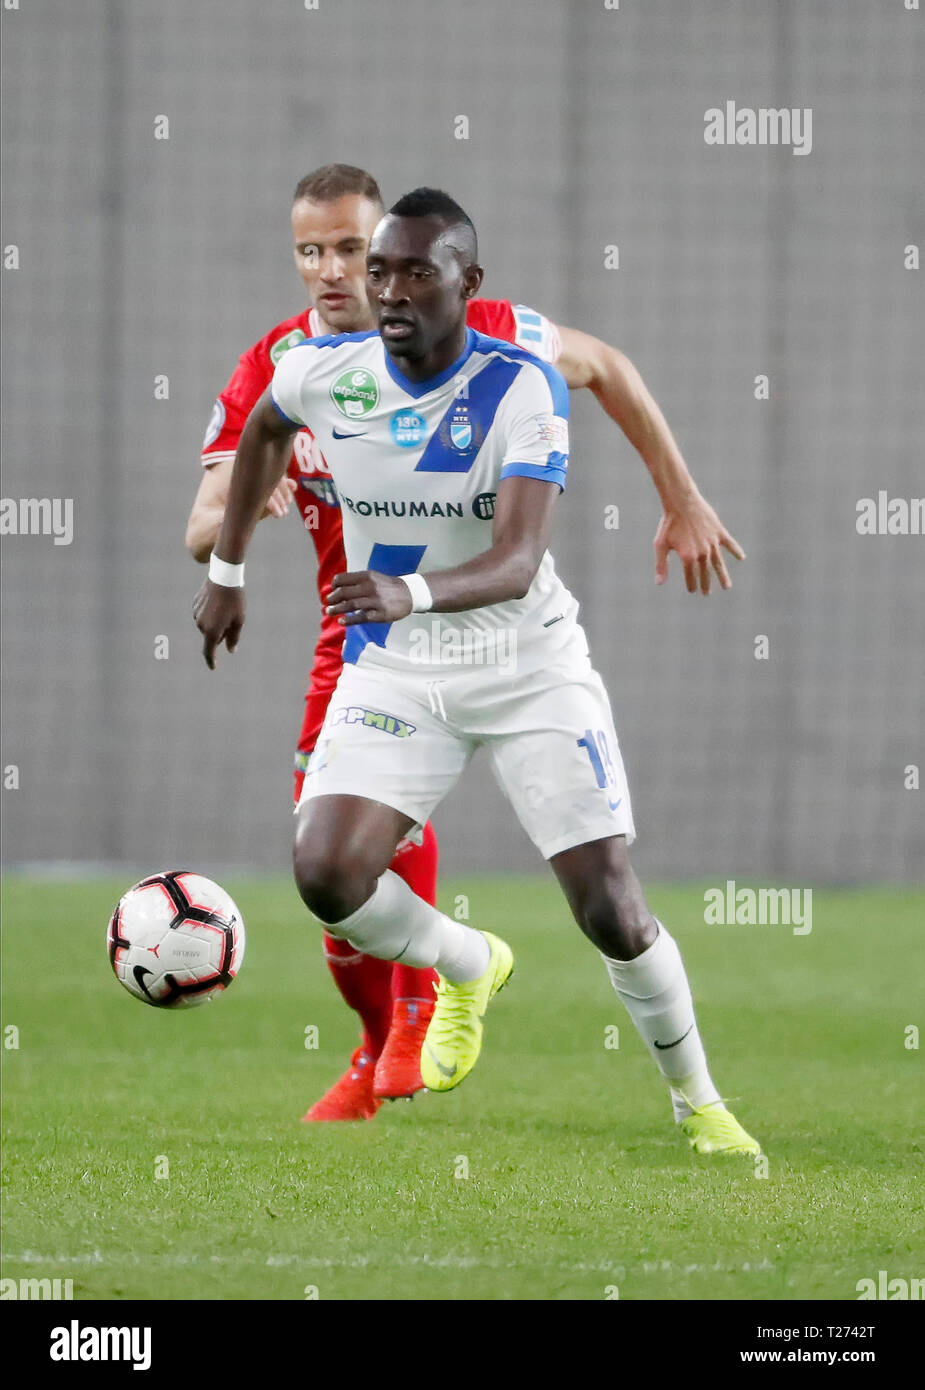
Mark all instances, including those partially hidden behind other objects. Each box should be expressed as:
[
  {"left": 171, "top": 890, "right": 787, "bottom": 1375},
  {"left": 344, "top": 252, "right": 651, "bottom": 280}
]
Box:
[{"left": 577, "top": 729, "right": 623, "bottom": 811}]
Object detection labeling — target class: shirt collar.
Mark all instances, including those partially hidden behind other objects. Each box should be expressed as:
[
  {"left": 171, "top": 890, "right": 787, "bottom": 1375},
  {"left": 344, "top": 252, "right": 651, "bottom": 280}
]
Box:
[{"left": 383, "top": 327, "right": 476, "bottom": 399}]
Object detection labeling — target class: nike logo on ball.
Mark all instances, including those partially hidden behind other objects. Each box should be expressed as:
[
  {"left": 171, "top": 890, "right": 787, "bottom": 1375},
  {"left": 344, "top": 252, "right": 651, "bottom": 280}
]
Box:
[
  {"left": 654, "top": 1023, "right": 694, "bottom": 1050},
  {"left": 133, "top": 964, "right": 155, "bottom": 1000}
]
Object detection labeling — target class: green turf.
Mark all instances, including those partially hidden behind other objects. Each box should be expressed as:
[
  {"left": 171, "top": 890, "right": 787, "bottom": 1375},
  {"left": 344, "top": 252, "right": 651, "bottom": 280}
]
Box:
[{"left": 1, "top": 876, "right": 922, "bottom": 1301}]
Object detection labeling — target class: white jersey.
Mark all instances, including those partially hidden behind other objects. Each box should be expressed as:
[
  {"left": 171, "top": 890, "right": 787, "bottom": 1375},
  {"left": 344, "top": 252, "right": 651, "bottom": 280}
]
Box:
[{"left": 270, "top": 327, "right": 581, "bottom": 676}]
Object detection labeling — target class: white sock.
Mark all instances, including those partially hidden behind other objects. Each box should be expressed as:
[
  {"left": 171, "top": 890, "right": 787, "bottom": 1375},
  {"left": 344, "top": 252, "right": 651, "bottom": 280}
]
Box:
[
  {"left": 318, "top": 870, "right": 490, "bottom": 983},
  {"left": 602, "top": 921, "right": 724, "bottom": 1122}
]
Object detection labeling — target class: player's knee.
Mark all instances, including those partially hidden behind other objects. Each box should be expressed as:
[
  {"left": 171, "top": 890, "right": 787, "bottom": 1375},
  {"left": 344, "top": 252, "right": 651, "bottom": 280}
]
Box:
[
  {"left": 581, "top": 900, "right": 655, "bottom": 959},
  {"left": 292, "top": 834, "right": 373, "bottom": 926},
  {"left": 573, "top": 866, "right": 655, "bottom": 960}
]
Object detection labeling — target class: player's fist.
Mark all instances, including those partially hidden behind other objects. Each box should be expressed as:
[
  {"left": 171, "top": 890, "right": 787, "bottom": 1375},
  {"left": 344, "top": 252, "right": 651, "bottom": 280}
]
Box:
[
  {"left": 325, "top": 570, "right": 414, "bottom": 626},
  {"left": 193, "top": 578, "right": 246, "bottom": 668}
]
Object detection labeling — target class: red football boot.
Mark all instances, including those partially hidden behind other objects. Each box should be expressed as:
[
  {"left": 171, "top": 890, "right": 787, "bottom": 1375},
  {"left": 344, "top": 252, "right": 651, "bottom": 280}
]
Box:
[
  {"left": 373, "top": 998, "right": 436, "bottom": 1100},
  {"left": 301, "top": 1047, "right": 381, "bottom": 1122}
]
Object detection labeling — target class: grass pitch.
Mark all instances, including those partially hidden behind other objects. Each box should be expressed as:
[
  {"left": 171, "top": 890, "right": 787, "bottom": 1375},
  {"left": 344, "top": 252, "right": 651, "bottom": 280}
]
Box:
[{"left": 1, "top": 876, "right": 922, "bottom": 1301}]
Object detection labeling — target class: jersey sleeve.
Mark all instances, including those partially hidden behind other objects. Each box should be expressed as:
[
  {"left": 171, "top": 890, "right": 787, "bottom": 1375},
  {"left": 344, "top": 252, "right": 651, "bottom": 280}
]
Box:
[
  {"left": 467, "top": 299, "right": 561, "bottom": 364},
  {"left": 496, "top": 360, "right": 570, "bottom": 492},
  {"left": 199, "top": 342, "right": 272, "bottom": 469},
  {"left": 511, "top": 304, "right": 562, "bottom": 364},
  {"left": 269, "top": 342, "right": 323, "bottom": 428}
]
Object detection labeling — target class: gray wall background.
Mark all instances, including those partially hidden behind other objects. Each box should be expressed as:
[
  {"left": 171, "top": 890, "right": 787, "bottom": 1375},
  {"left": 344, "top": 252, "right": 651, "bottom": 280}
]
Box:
[{"left": 2, "top": 0, "right": 923, "bottom": 884}]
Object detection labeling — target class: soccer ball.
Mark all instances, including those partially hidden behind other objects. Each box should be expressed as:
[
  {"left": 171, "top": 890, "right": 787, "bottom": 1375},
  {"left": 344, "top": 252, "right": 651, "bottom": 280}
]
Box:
[{"left": 107, "top": 871, "right": 245, "bottom": 1008}]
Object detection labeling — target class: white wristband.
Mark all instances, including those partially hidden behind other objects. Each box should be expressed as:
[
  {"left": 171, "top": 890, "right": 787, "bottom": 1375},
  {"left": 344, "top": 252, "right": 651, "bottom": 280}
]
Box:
[
  {"left": 400, "top": 572, "right": 433, "bottom": 613},
  {"left": 209, "top": 553, "right": 245, "bottom": 588}
]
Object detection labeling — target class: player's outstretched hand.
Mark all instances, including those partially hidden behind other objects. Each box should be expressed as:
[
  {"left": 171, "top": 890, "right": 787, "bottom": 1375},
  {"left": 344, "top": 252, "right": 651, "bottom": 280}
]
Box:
[
  {"left": 193, "top": 578, "right": 246, "bottom": 669},
  {"left": 653, "top": 494, "right": 746, "bottom": 595},
  {"left": 260, "top": 476, "right": 299, "bottom": 520},
  {"left": 326, "top": 570, "right": 414, "bottom": 626}
]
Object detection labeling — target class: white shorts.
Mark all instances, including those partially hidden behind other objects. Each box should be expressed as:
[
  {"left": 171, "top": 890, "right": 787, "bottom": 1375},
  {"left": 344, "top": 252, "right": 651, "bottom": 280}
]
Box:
[{"left": 297, "top": 640, "right": 636, "bottom": 860}]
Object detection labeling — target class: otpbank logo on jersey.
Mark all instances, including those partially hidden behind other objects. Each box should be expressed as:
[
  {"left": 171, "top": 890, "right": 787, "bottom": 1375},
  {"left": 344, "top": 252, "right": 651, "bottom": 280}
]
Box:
[
  {"left": 331, "top": 368, "right": 380, "bottom": 419},
  {"left": 270, "top": 328, "right": 308, "bottom": 365}
]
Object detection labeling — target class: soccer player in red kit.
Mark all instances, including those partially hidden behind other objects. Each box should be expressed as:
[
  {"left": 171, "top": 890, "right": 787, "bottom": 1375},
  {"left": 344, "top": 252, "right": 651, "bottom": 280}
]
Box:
[{"left": 186, "top": 164, "right": 744, "bottom": 1123}]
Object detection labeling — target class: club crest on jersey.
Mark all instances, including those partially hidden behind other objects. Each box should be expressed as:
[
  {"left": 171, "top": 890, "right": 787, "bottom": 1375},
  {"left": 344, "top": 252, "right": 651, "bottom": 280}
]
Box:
[
  {"left": 449, "top": 404, "right": 473, "bottom": 452},
  {"left": 270, "top": 328, "right": 308, "bottom": 365},
  {"left": 331, "top": 368, "right": 380, "bottom": 419}
]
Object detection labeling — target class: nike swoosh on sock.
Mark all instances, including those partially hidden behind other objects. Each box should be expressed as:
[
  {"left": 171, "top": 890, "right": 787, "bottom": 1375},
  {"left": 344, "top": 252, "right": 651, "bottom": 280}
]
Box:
[{"left": 653, "top": 1022, "right": 694, "bottom": 1050}]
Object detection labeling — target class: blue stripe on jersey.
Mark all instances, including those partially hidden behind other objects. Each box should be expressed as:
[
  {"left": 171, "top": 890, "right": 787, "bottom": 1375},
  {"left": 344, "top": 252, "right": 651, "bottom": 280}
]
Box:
[
  {"left": 383, "top": 328, "right": 477, "bottom": 400},
  {"left": 342, "top": 542, "right": 428, "bottom": 666},
  {"left": 514, "top": 307, "right": 544, "bottom": 343},
  {"left": 270, "top": 393, "right": 301, "bottom": 428},
  {"left": 414, "top": 354, "right": 523, "bottom": 474},
  {"left": 468, "top": 331, "right": 570, "bottom": 419},
  {"left": 289, "top": 329, "right": 379, "bottom": 351},
  {"left": 501, "top": 456, "right": 567, "bottom": 490}
]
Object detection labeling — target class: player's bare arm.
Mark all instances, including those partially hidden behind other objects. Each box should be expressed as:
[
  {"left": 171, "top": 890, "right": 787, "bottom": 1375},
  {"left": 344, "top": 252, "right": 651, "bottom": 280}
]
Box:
[
  {"left": 193, "top": 391, "right": 298, "bottom": 667},
  {"left": 185, "top": 456, "right": 298, "bottom": 563},
  {"left": 555, "top": 324, "right": 745, "bottom": 595},
  {"left": 326, "top": 475, "right": 559, "bottom": 626}
]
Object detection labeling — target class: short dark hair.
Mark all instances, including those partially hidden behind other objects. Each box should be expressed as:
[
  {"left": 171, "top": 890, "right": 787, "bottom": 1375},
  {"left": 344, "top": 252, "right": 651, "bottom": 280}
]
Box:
[
  {"left": 293, "top": 163, "right": 383, "bottom": 208},
  {"left": 388, "top": 186, "right": 478, "bottom": 262}
]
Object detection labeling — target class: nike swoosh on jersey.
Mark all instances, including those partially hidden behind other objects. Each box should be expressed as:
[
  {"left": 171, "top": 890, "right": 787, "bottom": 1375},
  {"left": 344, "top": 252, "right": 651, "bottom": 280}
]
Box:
[{"left": 332, "top": 427, "right": 368, "bottom": 439}]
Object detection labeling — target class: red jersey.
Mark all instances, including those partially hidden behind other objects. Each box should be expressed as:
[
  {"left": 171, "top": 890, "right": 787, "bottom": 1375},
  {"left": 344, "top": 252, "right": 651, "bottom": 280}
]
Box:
[{"left": 199, "top": 300, "right": 561, "bottom": 720}]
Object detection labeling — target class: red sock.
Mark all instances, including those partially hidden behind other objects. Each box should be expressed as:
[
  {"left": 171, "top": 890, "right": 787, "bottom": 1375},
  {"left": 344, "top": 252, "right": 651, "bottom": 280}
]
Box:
[
  {"left": 389, "top": 821, "right": 440, "bottom": 1002},
  {"left": 321, "top": 933, "right": 393, "bottom": 1060}
]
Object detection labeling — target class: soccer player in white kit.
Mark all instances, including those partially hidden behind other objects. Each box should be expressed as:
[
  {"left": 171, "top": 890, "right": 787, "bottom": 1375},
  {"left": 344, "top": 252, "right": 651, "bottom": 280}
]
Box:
[{"left": 195, "top": 189, "right": 761, "bottom": 1157}]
